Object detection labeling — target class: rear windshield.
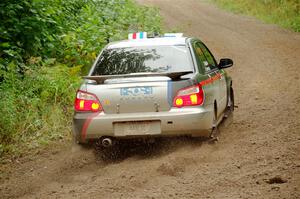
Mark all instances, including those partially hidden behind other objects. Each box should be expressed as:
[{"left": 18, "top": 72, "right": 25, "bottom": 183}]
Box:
[{"left": 91, "top": 45, "right": 193, "bottom": 76}]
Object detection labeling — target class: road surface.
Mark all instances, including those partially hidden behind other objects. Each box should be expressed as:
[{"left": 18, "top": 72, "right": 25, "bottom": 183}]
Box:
[{"left": 1, "top": 0, "right": 299, "bottom": 198}]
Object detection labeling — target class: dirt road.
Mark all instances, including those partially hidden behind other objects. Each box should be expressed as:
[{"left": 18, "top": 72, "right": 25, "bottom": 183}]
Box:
[{"left": 1, "top": 0, "right": 299, "bottom": 198}]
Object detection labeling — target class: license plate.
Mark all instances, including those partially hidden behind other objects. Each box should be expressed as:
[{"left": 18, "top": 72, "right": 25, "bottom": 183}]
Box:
[
  {"left": 114, "top": 121, "right": 161, "bottom": 136},
  {"left": 120, "top": 86, "right": 153, "bottom": 96}
]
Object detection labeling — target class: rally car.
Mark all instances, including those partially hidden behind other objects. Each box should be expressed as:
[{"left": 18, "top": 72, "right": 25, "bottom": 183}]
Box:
[{"left": 73, "top": 32, "right": 234, "bottom": 147}]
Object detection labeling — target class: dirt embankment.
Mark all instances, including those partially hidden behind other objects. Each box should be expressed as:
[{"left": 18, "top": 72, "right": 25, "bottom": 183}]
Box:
[{"left": 1, "top": 0, "right": 299, "bottom": 198}]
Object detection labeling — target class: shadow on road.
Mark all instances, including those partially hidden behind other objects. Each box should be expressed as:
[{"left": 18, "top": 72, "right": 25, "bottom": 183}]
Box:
[
  {"left": 84, "top": 113, "right": 234, "bottom": 165},
  {"left": 94, "top": 136, "right": 207, "bottom": 164}
]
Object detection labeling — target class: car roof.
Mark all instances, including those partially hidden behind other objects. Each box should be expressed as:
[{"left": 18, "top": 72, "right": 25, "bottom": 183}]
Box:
[{"left": 107, "top": 37, "right": 188, "bottom": 49}]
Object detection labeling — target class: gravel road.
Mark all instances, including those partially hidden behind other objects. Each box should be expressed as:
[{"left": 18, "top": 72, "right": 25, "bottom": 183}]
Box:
[{"left": 1, "top": 0, "right": 299, "bottom": 198}]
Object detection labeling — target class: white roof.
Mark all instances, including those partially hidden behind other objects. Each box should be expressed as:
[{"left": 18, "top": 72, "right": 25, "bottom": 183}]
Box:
[{"left": 107, "top": 37, "right": 188, "bottom": 49}]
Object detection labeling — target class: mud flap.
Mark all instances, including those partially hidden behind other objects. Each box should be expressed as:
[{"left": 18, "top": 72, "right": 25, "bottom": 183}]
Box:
[{"left": 209, "top": 126, "right": 219, "bottom": 143}]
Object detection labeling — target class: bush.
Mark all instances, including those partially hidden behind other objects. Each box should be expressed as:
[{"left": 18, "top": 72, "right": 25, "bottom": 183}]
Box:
[{"left": 0, "top": 62, "right": 81, "bottom": 157}]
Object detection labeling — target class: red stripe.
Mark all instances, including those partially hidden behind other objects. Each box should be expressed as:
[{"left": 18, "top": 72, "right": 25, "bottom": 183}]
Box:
[
  {"left": 81, "top": 112, "right": 100, "bottom": 140},
  {"left": 200, "top": 73, "right": 221, "bottom": 86},
  {"left": 133, "top": 32, "right": 137, "bottom": 39}
]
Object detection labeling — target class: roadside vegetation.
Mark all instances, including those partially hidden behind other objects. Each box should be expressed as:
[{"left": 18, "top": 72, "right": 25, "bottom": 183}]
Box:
[
  {"left": 211, "top": 0, "right": 300, "bottom": 32},
  {"left": 0, "top": 0, "right": 161, "bottom": 161}
]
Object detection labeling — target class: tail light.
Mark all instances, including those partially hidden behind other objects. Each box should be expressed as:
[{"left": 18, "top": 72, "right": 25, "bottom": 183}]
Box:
[
  {"left": 74, "top": 90, "right": 102, "bottom": 112},
  {"left": 173, "top": 84, "right": 204, "bottom": 108}
]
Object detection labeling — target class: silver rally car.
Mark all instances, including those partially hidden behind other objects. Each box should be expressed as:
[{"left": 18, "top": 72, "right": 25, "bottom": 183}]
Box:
[{"left": 73, "top": 32, "right": 234, "bottom": 147}]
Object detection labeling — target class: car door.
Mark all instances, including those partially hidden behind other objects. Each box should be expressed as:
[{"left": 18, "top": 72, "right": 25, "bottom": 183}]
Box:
[
  {"left": 192, "top": 41, "right": 218, "bottom": 109},
  {"left": 197, "top": 42, "right": 227, "bottom": 117}
]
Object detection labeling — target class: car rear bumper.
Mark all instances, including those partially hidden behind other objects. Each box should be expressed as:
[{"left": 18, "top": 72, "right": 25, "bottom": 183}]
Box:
[{"left": 73, "top": 106, "right": 214, "bottom": 143}]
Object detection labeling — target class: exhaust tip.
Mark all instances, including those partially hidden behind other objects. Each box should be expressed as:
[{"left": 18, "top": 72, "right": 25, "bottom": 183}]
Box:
[{"left": 101, "top": 137, "right": 113, "bottom": 148}]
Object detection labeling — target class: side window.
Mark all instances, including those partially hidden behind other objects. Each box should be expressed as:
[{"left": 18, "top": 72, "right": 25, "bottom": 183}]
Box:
[
  {"left": 193, "top": 43, "right": 207, "bottom": 73},
  {"left": 198, "top": 43, "right": 218, "bottom": 71}
]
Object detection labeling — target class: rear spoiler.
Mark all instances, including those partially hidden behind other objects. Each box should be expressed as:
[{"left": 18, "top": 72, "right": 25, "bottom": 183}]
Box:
[{"left": 83, "top": 71, "right": 193, "bottom": 84}]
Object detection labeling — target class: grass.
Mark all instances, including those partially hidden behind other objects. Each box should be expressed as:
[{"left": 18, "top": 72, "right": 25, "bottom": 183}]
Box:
[
  {"left": 0, "top": 64, "right": 81, "bottom": 162},
  {"left": 210, "top": 0, "right": 300, "bottom": 32}
]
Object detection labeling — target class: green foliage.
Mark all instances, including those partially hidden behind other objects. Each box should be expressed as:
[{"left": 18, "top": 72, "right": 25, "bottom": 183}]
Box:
[
  {"left": 0, "top": 0, "right": 162, "bottom": 159},
  {"left": 0, "top": 62, "right": 81, "bottom": 157},
  {"left": 210, "top": 0, "right": 300, "bottom": 32},
  {"left": 58, "top": 0, "right": 161, "bottom": 73}
]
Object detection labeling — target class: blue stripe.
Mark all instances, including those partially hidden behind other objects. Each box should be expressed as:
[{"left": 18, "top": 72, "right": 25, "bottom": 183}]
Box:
[
  {"left": 167, "top": 80, "right": 173, "bottom": 107},
  {"left": 139, "top": 32, "right": 143, "bottom": 39}
]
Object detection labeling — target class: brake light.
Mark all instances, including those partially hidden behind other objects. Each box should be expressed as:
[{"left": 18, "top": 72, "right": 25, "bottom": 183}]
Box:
[
  {"left": 173, "top": 84, "right": 204, "bottom": 108},
  {"left": 74, "top": 90, "right": 102, "bottom": 112}
]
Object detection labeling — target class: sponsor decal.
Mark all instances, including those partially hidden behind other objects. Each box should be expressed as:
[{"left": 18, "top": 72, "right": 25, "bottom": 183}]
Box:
[{"left": 103, "top": 99, "right": 111, "bottom": 106}]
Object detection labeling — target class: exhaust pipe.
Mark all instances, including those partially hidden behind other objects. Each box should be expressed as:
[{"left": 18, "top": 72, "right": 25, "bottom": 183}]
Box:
[{"left": 101, "top": 137, "right": 113, "bottom": 148}]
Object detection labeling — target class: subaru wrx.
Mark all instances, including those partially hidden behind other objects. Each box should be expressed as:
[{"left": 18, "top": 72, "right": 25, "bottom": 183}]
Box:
[{"left": 73, "top": 32, "right": 234, "bottom": 147}]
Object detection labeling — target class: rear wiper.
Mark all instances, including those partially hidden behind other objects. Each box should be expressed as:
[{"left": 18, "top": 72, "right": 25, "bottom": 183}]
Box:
[{"left": 83, "top": 71, "right": 193, "bottom": 84}]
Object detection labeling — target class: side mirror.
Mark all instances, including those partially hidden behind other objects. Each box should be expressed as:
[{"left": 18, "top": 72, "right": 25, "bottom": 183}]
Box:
[{"left": 218, "top": 58, "right": 233, "bottom": 69}]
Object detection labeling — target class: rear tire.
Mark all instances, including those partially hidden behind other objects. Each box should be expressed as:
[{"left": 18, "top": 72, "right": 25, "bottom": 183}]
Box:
[
  {"left": 224, "top": 87, "right": 234, "bottom": 119},
  {"left": 209, "top": 106, "right": 219, "bottom": 142},
  {"left": 228, "top": 87, "right": 234, "bottom": 112}
]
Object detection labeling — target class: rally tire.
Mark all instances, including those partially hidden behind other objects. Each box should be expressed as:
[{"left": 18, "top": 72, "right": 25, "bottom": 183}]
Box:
[{"left": 228, "top": 87, "right": 234, "bottom": 112}]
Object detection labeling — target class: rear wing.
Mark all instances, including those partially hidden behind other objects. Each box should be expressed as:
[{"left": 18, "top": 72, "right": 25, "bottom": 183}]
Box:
[{"left": 83, "top": 71, "right": 193, "bottom": 84}]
